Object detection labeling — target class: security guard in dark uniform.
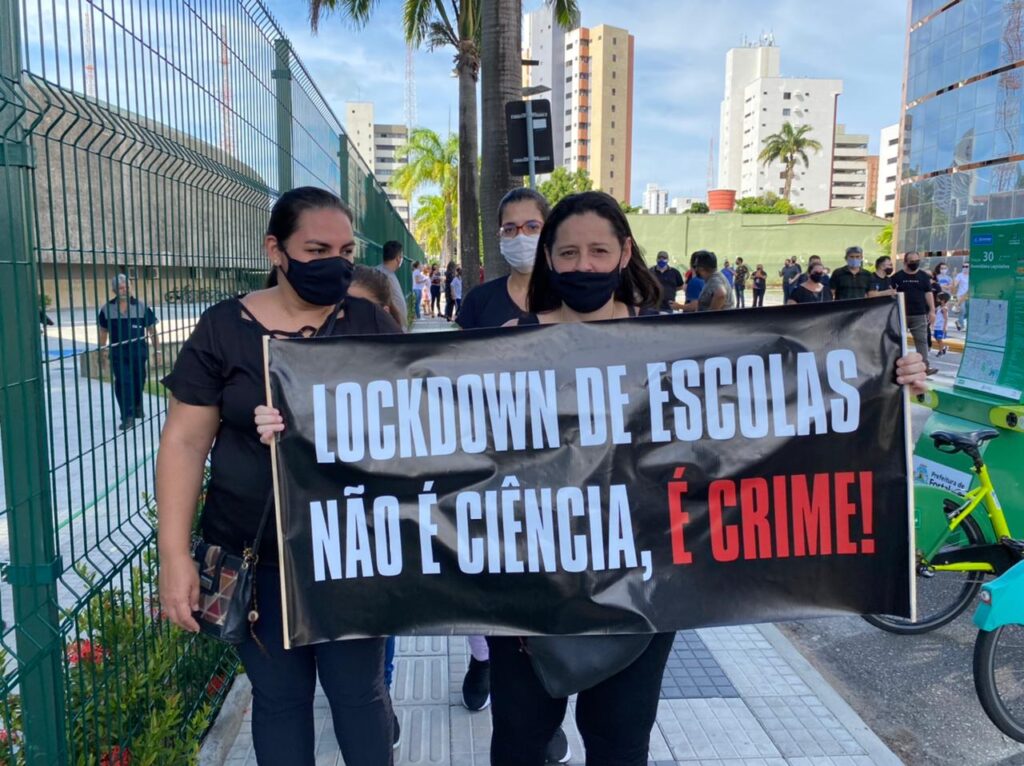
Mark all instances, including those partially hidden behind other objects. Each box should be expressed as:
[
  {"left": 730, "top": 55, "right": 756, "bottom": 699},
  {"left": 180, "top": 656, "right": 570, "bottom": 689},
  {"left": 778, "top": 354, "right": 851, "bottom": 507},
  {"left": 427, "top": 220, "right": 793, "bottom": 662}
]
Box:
[{"left": 97, "top": 274, "right": 159, "bottom": 429}]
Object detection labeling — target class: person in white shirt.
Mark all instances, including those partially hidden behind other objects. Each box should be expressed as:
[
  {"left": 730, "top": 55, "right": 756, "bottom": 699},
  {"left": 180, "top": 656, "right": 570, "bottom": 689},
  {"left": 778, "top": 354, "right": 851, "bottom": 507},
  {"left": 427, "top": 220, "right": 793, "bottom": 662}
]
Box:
[
  {"left": 450, "top": 268, "right": 463, "bottom": 320},
  {"left": 412, "top": 260, "right": 429, "bottom": 320},
  {"left": 953, "top": 263, "right": 970, "bottom": 330}
]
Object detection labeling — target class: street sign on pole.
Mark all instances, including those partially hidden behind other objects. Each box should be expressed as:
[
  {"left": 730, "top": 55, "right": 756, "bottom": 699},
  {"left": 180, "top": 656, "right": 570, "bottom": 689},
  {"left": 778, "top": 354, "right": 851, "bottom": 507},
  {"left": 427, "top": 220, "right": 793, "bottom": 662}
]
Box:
[{"left": 505, "top": 99, "right": 554, "bottom": 188}]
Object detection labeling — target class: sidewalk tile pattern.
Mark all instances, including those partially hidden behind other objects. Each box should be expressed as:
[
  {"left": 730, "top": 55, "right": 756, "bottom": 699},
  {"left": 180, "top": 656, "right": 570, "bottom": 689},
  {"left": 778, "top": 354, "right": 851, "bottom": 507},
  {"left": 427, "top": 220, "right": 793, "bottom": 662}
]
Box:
[{"left": 221, "top": 624, "right": 888, "bottom": 765}]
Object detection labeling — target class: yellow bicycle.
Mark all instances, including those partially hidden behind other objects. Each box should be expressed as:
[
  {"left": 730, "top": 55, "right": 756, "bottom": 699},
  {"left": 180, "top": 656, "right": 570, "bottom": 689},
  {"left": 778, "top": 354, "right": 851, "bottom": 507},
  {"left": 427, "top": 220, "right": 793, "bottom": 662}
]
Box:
[{"left": 865, "top": 428, "right": 1021, "bottom": 634}]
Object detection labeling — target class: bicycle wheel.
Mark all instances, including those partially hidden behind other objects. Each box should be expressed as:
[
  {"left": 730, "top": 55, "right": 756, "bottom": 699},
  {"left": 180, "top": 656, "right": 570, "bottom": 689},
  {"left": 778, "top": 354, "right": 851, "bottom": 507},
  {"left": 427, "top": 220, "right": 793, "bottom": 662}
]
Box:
[
  {"left": 975, "top": 624, "right": 1024, "bottom": 742},
  {"left": 863, "top": 514, "right": 986, "bottom": 635}
]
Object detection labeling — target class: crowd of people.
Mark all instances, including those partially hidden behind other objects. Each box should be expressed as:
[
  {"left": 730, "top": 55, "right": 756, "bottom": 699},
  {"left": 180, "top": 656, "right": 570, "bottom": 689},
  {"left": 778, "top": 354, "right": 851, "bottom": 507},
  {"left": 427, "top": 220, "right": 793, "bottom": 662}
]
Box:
[
  {"left": 157, "top": 185, "right": 929, "bottom": 766},
  {"left": 647, "top": 244, "right": 969, "bottom": 377}
]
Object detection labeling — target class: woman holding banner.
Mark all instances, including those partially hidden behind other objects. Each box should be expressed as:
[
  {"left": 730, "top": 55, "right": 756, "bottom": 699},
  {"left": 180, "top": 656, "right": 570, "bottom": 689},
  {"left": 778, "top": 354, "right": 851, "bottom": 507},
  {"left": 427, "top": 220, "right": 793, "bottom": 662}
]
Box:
[
  {"left": 157, "top": 187, "right": 400, "bottom": 766},
  {"left": 485, "top": 190, "right": 930, "bottom": 766}
]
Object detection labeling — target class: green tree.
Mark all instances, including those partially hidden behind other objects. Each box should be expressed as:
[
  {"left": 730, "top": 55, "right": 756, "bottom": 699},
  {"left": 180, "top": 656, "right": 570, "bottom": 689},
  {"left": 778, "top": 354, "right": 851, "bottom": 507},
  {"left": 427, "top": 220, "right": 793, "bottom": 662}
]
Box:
[
  {"left": 412, "top": 194, "right": 452, "bottom": 259},
  {"left": 877, "top": 221, "right": 893, "bottom": 254},
  {"left": 735, "top": 192, "right": 807, "bottom": 215},
  {"left": 620, "top": 201, "right": 641, "bottom": 214},
  {"left": 480, "top": 0, "right": 579, "bottom": 281},
  {"left": 538, "top": 166, "right": 593, "bottom": 207},
  {"left": 687, "top": 201, "right": 709, "bottom": 214},
  {"left": 757, "top": 122, "right": 823, "bottom": 202},
  {"left": 391, "top": 128, "right": 459, "bottom": 262},
  {"left": 309, "top": 0, "right": 482, "bottom": 280}
]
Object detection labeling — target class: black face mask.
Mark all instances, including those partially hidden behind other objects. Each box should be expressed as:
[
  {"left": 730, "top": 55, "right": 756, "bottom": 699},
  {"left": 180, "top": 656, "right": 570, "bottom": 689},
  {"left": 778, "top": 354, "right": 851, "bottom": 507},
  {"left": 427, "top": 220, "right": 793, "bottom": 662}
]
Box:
[
  {"left": 547, "top": 266, "right": 622, "bottom": 314},
  {"left": 279, "top": 248, "right": 354, "bottom": 306},
  {"left": 884, "top": 266, "right": 894, "bottom": 275},
  {"left": 906, "top": 261, "right": 921, "bottom": 272},
  {"left": 809, "top": 273, "right": 824, "bottom": 283}
]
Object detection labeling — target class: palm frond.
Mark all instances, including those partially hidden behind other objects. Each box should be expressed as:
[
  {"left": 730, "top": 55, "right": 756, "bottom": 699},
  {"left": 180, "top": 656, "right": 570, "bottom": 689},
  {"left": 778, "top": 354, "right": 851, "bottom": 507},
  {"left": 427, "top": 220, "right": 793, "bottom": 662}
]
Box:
[{"left": 309, "top": 0, "right": 378, "bottom": 32}]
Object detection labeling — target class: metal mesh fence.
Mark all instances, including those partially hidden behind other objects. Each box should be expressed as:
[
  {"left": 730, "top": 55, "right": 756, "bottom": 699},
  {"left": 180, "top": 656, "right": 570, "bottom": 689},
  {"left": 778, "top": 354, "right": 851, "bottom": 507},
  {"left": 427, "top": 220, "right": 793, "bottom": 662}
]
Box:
[{"left": 0, "top": 1, "right": 420, "bottom": 762}]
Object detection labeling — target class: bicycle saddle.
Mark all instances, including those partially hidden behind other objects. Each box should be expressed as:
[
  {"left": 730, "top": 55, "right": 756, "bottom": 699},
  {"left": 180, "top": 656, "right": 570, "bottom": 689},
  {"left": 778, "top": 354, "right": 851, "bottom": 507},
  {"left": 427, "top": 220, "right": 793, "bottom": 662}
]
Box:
[{"left": 931, "top": 429, "right": 999, "bottom": 453}]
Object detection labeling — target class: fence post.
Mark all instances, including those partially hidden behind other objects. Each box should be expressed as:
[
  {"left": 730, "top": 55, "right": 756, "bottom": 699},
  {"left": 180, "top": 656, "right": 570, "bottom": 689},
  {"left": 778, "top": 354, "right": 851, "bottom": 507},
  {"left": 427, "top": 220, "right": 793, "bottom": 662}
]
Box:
[
  {"left": 337, "top": 134, "right": 349, "bottom": 204},
  {"left": 0, "top": 1, "right": 68, "bottom": 764},
  {"left": 273, "top": 38, "right": 293, "bottom": 193}
]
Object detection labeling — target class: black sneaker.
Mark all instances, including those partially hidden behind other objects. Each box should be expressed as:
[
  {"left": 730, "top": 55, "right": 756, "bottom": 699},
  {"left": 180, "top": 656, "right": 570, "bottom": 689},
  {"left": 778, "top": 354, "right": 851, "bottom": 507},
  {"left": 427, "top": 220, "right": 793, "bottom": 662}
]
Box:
[
  {"left": 461, "top": 657, "right": 491, "bottom": 711},
  {"left": 392, "top": 712, "right": 401, "bottom": 749},
  {"left": 544, "top": 726, "right": 571, "bottom": 764}
]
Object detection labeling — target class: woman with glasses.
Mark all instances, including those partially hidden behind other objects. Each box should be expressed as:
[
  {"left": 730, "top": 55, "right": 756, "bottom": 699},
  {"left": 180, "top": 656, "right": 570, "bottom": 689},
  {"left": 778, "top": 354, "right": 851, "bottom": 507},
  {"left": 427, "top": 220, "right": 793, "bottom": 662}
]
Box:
[{"left": 455, "top": 188, "right": 549, "bottom": 330}]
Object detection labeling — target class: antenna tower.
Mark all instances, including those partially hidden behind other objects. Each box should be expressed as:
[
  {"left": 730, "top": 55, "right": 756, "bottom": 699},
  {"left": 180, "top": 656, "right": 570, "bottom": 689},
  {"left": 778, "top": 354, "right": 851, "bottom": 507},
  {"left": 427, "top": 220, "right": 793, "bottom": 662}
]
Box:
[
  {"left": 220, "top": 25, "right": 234, "bottom": 155},
  {"left": 83, "top": 4, "right": 96, "bottom": 98},
  {"left": 404, "top": 44, "right": 417, "bottom": 130}
]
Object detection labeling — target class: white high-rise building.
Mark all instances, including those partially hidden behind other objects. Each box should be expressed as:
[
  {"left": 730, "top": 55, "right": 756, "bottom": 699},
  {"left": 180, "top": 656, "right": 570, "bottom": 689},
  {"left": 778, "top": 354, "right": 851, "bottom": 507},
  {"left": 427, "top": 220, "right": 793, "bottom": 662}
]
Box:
[
  {"left": 718, "top": 42, "right": 780, "bottom": 195},
  {"left": 719, "top": 40, "right": 843, "bottom": 212},
  {"left": 831, "top": 125, "right": 870, "bottom": 210},
  {"left": 877, "top": 123, "right": 900, "bottom": 219},
  {"left": 642, "top": 183, "right": 669, "bottom": 214},
  {"left": 345, "top": 102, "right": 410, "bottom": 225},
  {"left": 524, "top": 4, "right": 569, "bottom": 170},
  {"left": 671, "top": 196, "right": 700, "bottom": 212},
  {"left": 346, "top": 102, "right": 376, "bottom": 168}
]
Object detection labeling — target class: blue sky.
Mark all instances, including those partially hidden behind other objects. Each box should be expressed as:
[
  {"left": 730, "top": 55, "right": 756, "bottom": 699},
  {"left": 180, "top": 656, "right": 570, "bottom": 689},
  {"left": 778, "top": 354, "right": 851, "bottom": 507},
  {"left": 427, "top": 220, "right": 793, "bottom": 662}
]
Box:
[{"left": 262, "top": 0, "right": 908, "bottom": 204}]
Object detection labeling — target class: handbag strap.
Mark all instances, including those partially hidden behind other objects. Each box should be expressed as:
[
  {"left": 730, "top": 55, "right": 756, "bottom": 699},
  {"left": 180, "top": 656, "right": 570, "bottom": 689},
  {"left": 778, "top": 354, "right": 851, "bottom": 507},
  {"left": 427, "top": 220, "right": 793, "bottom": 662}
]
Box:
[{"left": 249, "top": 495, "right": 275, "bottom": 559}]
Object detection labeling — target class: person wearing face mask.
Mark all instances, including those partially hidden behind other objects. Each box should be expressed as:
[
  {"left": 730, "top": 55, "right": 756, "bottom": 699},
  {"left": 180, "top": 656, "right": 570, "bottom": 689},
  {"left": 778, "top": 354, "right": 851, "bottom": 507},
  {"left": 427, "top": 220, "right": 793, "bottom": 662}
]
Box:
[
  {"left": 830, "top": 246, "right": 873, "bottom": 301},
  {"left": 681, "top": 250, "right": 735, "bottom": 312},
  {"left": 954, "top": 261, "right": 970, "bottom": 330},
  {"left": 890, "top": 252, "right": 936, "bottom": 372},
  {"left": 867, "top": 256, "right": 896, "bottom": 298},
  {"left": 787, "top": 261, "right": 833, "bottom": 304},
  {"left": 489, "top": 192, "right": 929, "bottom": 765},
  {"left": 934, "top": 261, "right": 953, "bottom": 293},
  {"left": 452, "top": 186, "right": 574, "bottom": 764},
  {"left": 491, "top": 192, "right": 668, "bottom": 766},
  {"left": 158, "top": 187, "right": 400, "bottom": 766},
  {"left": 375, "top": 241, "right": 408, "bottom": 330},
  {"left": 455, "top": 188, "right": 550, "bottom": 330},
  {"left": 649, "top": 250, "right": 684, "bottom": 312}
]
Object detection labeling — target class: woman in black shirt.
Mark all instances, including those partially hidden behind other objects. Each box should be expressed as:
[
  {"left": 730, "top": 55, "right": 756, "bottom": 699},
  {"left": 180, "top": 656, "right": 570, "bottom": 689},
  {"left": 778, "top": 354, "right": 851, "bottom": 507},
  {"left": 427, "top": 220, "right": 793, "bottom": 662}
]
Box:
[
  {"left": 751, "top": 265, "right": 768, "bottom": 307},
  {"left": 787, "top": 261, "right": 833, "bottom": 305},
  {"left": 157, "top": 187, "right": 399, "bottom": 765}
]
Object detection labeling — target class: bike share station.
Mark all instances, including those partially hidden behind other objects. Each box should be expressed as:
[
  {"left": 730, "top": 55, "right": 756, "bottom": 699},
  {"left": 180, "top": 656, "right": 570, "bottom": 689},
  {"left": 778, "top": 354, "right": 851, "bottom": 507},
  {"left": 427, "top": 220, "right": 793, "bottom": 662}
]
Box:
[{"left": 913, "top": 218, "right": 1024, "bottom": 575}]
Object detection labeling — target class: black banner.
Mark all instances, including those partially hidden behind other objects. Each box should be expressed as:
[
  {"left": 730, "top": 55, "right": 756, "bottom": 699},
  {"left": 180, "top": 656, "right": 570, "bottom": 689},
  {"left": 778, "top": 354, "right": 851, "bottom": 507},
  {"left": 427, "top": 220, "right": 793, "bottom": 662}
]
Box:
[{"left": 266, "top": 298, "right": 913, "bottom": 647}]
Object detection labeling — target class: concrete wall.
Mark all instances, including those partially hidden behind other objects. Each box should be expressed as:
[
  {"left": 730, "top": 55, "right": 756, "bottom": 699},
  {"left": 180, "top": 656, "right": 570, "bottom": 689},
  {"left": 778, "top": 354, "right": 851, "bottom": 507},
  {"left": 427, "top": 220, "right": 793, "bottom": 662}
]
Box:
[{"left": 627, "top": 208, "right": 888, "bottom": 282}]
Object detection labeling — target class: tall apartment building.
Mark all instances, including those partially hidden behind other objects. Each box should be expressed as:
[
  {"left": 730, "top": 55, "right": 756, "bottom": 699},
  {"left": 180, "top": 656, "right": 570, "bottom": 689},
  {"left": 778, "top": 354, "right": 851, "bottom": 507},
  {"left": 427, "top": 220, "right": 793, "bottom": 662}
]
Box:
[
  {"left": 719, "top": 41, "right": 842, "bottom": 212},
  {"left": 524, "top": 5, "right": 569, "bottom": 169},
  {"left": 831, "top": 125, "right": 870, "bottom": 210},
  {"left": 344, "top": 102, "right": 410, "bottom": 225},
  {"left": 718, "top": 43, "right": 780, "bottom": 195},
  {"left": 876, "top": 123, "right": 899, "bottom": 219},
  {"left": 865, "top": 155, "right": 879, "bottom": 213},
  {"left": 525, "top": 6, "right": 634, "bottom": 203},
  {"left": 346, "top": 102, "right": 376, "bottom": 168},
  {"left": 642, "top": 183, "right": 669, "bottom": 214}
]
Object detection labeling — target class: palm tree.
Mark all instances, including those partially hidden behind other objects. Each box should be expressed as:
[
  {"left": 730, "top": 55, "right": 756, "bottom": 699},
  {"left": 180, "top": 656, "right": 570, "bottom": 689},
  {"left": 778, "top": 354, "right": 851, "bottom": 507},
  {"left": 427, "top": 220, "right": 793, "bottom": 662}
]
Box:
[
  {"left": 412, "top": 194, "right": 451, "bottom": 259},
  {"left": 309, "top": 0, "right": 482, "bottom": 281},
  {"left": 391, "top": 128, "right": 459, "bottom": 263},
  {"left": 757, "top": 122, "right": 823, "bottom": 203},
  {"left": 479, "top": 0, "right": 578, "bottom": 280}
]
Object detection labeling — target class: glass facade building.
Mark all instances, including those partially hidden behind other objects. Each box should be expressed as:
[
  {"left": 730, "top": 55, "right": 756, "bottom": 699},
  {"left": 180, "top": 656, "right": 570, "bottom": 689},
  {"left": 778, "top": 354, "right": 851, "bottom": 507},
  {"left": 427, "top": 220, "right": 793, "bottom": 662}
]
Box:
[{"left": 899, "top": 0, "right": 1024, "bottom": 254}]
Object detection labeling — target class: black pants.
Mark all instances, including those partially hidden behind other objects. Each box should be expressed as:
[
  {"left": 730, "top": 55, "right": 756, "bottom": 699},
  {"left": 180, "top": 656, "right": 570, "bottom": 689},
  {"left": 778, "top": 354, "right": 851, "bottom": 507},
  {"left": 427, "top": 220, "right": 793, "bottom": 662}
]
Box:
[
  {"left": 487, "top": 633, "right": 674, "bottom": 766},
  {"left": 430, "top": 286, "right": 441, "bottom": 315},
  {"left": 735, "top": 285, "right": 746, "bottom": 308},
  {"left": 444, "top": 289, "right": 455, "bottom": 320},
  {"left": 236, "top": 566, "right": 393, "bottom": 766},
  {"left": 111, "top": 353, "right": 147, "bottom": 420},
  {"left": 753, "top": 288, "right": 766, "bottom": 307}
]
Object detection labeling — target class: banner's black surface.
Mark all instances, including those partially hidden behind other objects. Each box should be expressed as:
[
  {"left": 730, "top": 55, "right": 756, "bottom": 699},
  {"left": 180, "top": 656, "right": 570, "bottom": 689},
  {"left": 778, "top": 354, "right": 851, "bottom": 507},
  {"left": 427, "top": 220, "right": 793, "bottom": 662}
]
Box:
[{"left": 267, "top": 299, "right": 913, "bottom": 647}]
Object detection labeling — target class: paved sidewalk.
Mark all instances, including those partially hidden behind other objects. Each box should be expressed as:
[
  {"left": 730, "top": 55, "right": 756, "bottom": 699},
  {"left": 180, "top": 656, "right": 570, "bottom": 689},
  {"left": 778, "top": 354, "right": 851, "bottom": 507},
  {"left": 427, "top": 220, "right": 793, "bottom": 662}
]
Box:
[{"left": 210, "top": 624, "right": 900, "bottom": 766}]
